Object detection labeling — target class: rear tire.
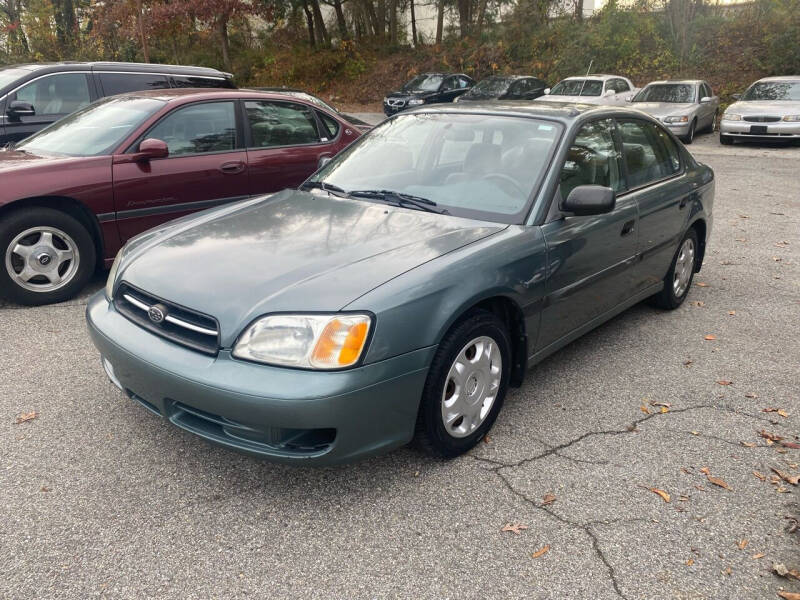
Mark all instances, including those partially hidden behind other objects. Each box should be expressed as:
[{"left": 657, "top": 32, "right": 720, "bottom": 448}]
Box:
[
  {"left": 415, "top": 311, "right": 511, "bottom": 458},
  {"left": 648, "top": 228, "right": 699, "bottom": 310},
  {"left": 0, "top": 207, "right": 96, "bottom": 306}
]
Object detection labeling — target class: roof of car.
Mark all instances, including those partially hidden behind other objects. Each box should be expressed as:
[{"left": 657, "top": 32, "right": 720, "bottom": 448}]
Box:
[
  {"left": 1, "top": 61, "right": 231, "bottom": 77},
  {"left": 646, "top": 79, "right": 704, "bottom": 85},
  {"left": 756, "top": 75, "right": 800, "bottom": 82},
  {"left": 116, "top": 88, "right": 335, "bottom": 106},
  {"left": 562, "top": 74, "right": 628, "bottom": 81},
  {"left": 407, "top": 100, "right": 627, "bottom": 122}
]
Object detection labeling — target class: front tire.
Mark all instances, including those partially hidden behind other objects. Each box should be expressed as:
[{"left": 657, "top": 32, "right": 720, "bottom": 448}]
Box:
[
  {"left": 415, "top": 311, "right": 511, "bottom": 458},
  {"left": 0, "top": 207, "right": 96, "bottom": 306},
  {"left": 682, "top": 119, "right": 696, "bottom": 144},
  {"left": 649, "top": 228, "right": 699, "bottom": 310}
]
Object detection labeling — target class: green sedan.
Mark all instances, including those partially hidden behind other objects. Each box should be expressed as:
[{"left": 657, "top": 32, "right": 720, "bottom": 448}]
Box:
[{"left": 87, "top": 102, "right": 714, "bottom": 464}]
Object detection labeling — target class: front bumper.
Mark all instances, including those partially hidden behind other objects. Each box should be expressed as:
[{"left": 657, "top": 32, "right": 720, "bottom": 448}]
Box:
[
  {"left": 383, "top": 102, "right": 407, "bottom": 116},
  {"left": 86, "top": 292, "right": 433, "bottom": 465},
  {"left": 664, "top": 121, "right": 692, "bottom": 136},
  {"left": 720, "top": 120, "right": 800, "bottom": 139}
]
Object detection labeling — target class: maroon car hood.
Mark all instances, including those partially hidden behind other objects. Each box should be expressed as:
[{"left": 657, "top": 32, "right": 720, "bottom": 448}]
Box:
[{"left": 0, "top": 149, "right": 97, "bottom": 173}]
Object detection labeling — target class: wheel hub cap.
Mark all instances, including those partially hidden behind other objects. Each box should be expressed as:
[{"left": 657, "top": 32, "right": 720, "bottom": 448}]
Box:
[
  {"left": 672, "top": 238, "right": 695, "bottom": 298},
  {"left": 4, "top": 226, "right": 80, "bottom": 293}
]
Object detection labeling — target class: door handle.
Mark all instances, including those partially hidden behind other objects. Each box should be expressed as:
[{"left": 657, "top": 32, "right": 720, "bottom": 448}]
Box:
[
  {"left": 679, "top": 196, "right": 688, "bottom": 209},
  {"left": 219, "top": 161, "right": 245, "bottom": 174},
  {"left": 621, "top": 220, "right": 635, "bottom": 236}
]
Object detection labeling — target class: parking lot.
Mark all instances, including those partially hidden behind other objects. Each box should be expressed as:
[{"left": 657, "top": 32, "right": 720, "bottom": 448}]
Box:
[{"left": 1, "top": 121, "right": 798, "bottom": 599}]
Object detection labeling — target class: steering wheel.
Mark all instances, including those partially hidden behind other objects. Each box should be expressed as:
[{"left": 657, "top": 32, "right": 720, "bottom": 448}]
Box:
[{"left": 481, "top": 173, "right": 525, "bottom": 197}]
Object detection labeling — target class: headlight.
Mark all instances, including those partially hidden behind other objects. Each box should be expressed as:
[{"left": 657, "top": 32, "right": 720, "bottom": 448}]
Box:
[
  {"left": 233, "top": 313, "right": 372, "bottom": 369},
  {"left": 723, "top": 113, "right": 742, "bottom": 121},
  {"left": 782, "top": 115, "right": 800, "bottom": 122},
  {"left": 408, "top": 98, "right": 425, "bottom": 106},
  {"left": 383, "top": 97, "right": 389, "bottom": 104},
  {"left": 105, "top": 251, "right": 123, "bottom": 300},
  {"left": 664, "top": 115, "right": 689, "bottom": 123}
]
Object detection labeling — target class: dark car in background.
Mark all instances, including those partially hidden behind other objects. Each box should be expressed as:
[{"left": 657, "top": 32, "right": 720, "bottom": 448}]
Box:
[
  {"left": 383, "top": 73, "right": 474, "bottom": 116},
  {"left": 455, "top": 75, "right": 548, "bottom": 103},
  {"left": 0, "top": 62, "right": 235, "bottom": 145},
  {"left": 0, "top": 89, "right": 360, "bottom": 306},
  {"left": 252, "top": 87, "right": 373, "bottom": 132}
]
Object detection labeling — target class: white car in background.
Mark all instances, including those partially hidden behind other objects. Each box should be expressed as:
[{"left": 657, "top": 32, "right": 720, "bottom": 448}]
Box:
[
  {"left": 628, "top": 80, "right": 719, "bottom": 144},
  {"left": 536, "top": 75, "right": 637, "bottom": 106},
  {"left": 720, "top": 76, "right": 800, "bottom": 145}
]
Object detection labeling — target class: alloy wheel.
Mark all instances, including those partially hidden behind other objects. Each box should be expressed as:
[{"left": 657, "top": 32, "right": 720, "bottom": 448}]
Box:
[
  {"left": 4, "top": 226, "right": 80, "bottom": 293},
  {"left": 672, "top": 237, "right": 695, "bottom": 298}
]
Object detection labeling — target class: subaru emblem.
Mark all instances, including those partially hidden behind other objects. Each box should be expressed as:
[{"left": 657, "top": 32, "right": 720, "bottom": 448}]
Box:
[{"left": 148, "top": 304, "right": 167, "bottom": 324}]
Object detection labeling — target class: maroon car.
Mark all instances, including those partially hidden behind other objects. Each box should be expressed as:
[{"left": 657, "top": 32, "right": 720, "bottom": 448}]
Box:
[{"left": 0, "top": 89, "right": 362, "bottom": 305}]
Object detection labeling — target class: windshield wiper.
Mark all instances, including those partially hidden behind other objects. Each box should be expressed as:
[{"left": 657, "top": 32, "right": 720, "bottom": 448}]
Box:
[
  {"left": 348, "top": 189, "right": 449, "bottom": 214},
  {"left": 300, "top": 180, "right": 348, "bottom": 197}
]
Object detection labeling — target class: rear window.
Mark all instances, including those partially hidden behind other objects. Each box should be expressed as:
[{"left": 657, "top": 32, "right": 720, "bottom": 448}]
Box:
[
  {"left": 317, "top": 111, "right": 340, "bottom": 139},
  {"left": 99, "top": 73, "right": 169, "bottom": 96},
  {"left": 171, "top": 76, "right": 234, "bottom": 89}
]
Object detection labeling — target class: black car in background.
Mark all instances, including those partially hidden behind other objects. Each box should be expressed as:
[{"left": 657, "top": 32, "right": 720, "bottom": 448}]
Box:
[
  {"left": 383, "top": 73, "right": 474, "bottom": 116},
  {"left": 455, "top": 75, "right": 548, "bottom": 103},
  {"left": 0, "top": 61, "right": 234, "bottom": 145}
]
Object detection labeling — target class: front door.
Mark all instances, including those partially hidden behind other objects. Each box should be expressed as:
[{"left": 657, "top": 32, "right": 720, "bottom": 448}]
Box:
[
  {"left": 3, "top": 73, "right": 93, "bottom": 144},
  {"left": 112, "top": 100, "right": 249, "bottom": 242},
  {"left": 537, "top": 118, "right": 638, "bottom": 351}
]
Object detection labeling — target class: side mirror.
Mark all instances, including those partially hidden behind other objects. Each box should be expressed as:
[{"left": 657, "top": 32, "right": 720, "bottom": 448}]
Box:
[
  {"left": 6, "top": 101, "right": 35, "bottom": 119},
  {"left": 604, "top": 89, "right": 615, "bottom": 97},
  {"left": 625, "top": 94, "right": 634, "bottom": 102},
  {"left": 560, "top": 185, "right": 616, "bottom": 216},
  {"left": 318, "top": 155, "right": 332, "bottom": 169},
  {"left": 137, "top": 138, "right": 169, "bottom": 161},
  {"left": 731, "top": 93, "right": 741, "bottom": 100},
  {"left": 543, "top": 88, "right": 551, "bottom": 95},
  {"left": 700, "top": 96, "right": 711, "bottom": 103}
]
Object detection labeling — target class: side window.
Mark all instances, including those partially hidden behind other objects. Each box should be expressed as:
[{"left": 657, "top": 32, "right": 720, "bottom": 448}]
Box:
[
  {"left": 171, "top": 76, "right": 234, "bottom": 89},
  {"left": 245, "top": 101, "right": 320, "bottom": 148},
  {"left": 15, "top": 73, "right": 91, "bottom": 116},
  {"left": 618, "top": 119, "right": 676, "bottom": 188},
  {"left": 653, "top": 126, "right": 681, "bottom": 174},
  {"left": 560, "top": 118, "right": 622, "bottom": 201},
  {"left": 458, "top": 76, "right": 471, "bottom": 89},
  {"left": 616, "top": 79, "right": 631, "bottom": 92},
  {"left": 146, "top": 101, "right": 236, "bottom": 156},
  {"left": 441, "top": 77, "right": 457, "bottom": 91},
  {"left": 701, "top": 83, "right": 712, "bottom": 99},
  {"left": 99, "top": 73, "right": 168, "bottom": 96},
  {"left": 316, "top": 110, "right": 339, "bottom": 140}
]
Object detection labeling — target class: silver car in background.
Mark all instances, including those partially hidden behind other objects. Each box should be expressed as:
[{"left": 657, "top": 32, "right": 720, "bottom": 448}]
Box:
[
  {"left": 720, "top": 76, "right": 800, "bottom": 145},
  {"left": 628, "top": 80, "right": 719, "bottom": 144},
  {"left": 536, "top": 75, "right": 636, "bottom": 106}
]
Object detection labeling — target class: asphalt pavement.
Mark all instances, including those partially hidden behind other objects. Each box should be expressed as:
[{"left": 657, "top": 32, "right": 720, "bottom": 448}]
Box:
[{"left": 1, "top": 124, "right": 798, "bottom": 600}]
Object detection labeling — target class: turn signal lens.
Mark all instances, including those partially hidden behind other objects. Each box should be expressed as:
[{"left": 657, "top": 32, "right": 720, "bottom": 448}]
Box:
[{"left": 311, "top": 317, "right": 371, "bottom": 368}]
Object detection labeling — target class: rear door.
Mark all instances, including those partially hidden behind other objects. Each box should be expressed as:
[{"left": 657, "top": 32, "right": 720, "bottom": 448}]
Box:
[
  {"left": 2, "top": 72, "right": 93, "bottom": 143},
  {"left": 243, "top": 99, "right": 344, "bottom": 195},
  {"left": 112, "top": 100, "right": 249, "bottom": 242},
  {"left": 537, "top": 118, "right": 638, "bottom": 350}
]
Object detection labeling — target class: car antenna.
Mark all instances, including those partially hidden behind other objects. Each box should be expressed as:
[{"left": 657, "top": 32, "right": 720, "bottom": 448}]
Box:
[{"left": 585, "top": 60, "right": 594, "bottom": 76}]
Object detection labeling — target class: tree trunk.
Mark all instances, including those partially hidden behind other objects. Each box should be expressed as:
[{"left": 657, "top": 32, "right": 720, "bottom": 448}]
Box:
[
  {"left": 364, "top": 0, "right": 379, "bottom": 35},
  {"left": 135, "top": 0, "right": 149, "bottom": 62},
  {"left": 435, "top": 0, "right": 444, "bottom": 43},
  {"left": 456, "top": 0, "right": 470, "bottom": 38},
  {"left": 376, "top": 0, "right": 386, "bottom": 36},
  {"left": 333, "top": 0, "right": 350, "bottom": 39},
  {"left": 310, "top": 0, "right": 330, "bottom": 45},
  {"left": 410, "top": 0, "right": 418, "bottom": 45},
  {"left": 388, "top": 0, "right": 397, "bottom": 44},
  {"left": 217, "top": 17, "right": 231, "bottom": 70},
  {"left": 476, "top": 0, "right": 488, "bottom": 34},
  {"left": 575, "top": 0, "right": 583, "bottom": 21},
  {"left": 301, "top": 0, "right": 316, "bottom": 46}
]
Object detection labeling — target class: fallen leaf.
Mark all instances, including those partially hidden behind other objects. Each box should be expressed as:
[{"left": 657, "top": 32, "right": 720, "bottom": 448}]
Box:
[
  {"left": 737, "top": 539, "right": 749, "bottom": 550},
  {"left": 741, "top": 442, "right": 756, "bottom": 448},
  {"left": 696, "top": 282, "right": 709, "bottom": 287},
  {"left": 501, "top": 523, "right": 528, "bottom": 535},
  {"left": 704, "top": 334, "right": 716, "bottom": 341},
  {"left": 781, "top": 441, "right": 800, "bottom": 449},
  {"left": 728, "top": 311, "right": 736, "bottom": 316},
  {"left": 14, "top": 411, "right": 38, "bottom": 424},
  {"left": 660, "top": 406, "right": 669, "bottom": 414},
  {"left": 686, "top": 558, "right": 694, "bottom": 566},
  {"left": 722, "top": 566, "right": 732, "bottom": 576},
  {"left": 738, "top": 214, "right": 749, "bottom": 219},
  {"left": 777, "top": 592, "right": 800, "bottom": 600},
  {"left": 716, "top": 380, "right": 733, "bottom": 386},
  {"left": 771, "top": 467, "right": 799, "bottom": 486},
  {"left": 650, "top": 401, "right": 672, "bottom": 408},
  {"left": 773, "top": 256, "right": 782, "bottom": 262},
  {"left": 40, "top": 486, "right": 50, "bottom": 492},
  {"left": 649, "top": 488, "right": 671, "bottom": 503},
  {"left": 531, "top": 545, "right": 550, "bottom": 559},
  {"left": 753, "top": 471, "right": 766, "bottom": 481},
  {"left": 684, "top": 360, "right": 693, "bottom": 367},
  {"left": 640, "top": 404, "right": 650, "bottom": 415},
  {"left": 691, "top": 431, "right": 700, "bottom": 436},
  {"left": 752, "top": 553, "right": 765, "bottom": 559},
  {"left": 745, "top": 392, "right": 758, "bottom": 399},
  {"left": 775, "top": 240, "right": 790, "bottom": 247},
  {"left": 694, "top": 301, "right": 706, "bottom": 307},
  {"left": 542, "top": 493, "right": 556, "bottom": 506},
  {"left": 760, "top": 430, "right": 785, "bottom": 442},
  {"left": 778, "top": 410, "right": 788, "bottom": 418},
  {"left": 483, "top": 434, "right": 491, "bottom": 444},
  {"left": 700, "top": 467, "right": 732, "bottom": 490}
]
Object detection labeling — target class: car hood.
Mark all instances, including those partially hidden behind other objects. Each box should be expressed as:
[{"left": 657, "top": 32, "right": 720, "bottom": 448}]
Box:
[
  {"left": 727, "top": 100, "right": 800, "bottom": 116},
  {"left": 119, "top": 189, "right": 505, "bottom": 344},
  {"left": 536, "top": 94, "right": 603, "bottom": 104},
  {"left": 0, "top": 148, "right": 84, "bottom": 174},
  {"left": 387, "top": 90, "right": 436, "bottom": 99},
  {"left": 630, "top": 102, "right": 696, "bottom": 117}
]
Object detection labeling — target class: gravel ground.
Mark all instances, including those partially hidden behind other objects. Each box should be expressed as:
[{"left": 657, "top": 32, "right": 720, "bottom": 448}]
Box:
[{"left": 1, "top": 124, "right": 798, "bottom": 600}]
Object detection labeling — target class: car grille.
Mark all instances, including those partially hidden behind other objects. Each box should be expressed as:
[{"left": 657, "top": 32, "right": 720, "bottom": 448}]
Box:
[
  {"left": 743, "top": 116, "right": 781, "bottom": 122},
  {"left": 386, "top": 98, "right": 406, "bottom": 108},
  {"left": 114, "top": 283, "right": 220, "bottom": 355}
]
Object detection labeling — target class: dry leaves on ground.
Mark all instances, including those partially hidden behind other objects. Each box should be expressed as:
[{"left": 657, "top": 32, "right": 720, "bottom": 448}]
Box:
[
  {"left": 15, "top": 411, "right": 38, "bottom": 424},
  {"left": 542, "top": 493, "right": 556, "bottom": 506},
  {"left": 777, "top": 592, "right": 800, "bottom": 600},
  {"left": 704, "top": 334, "right": 716, "bottom": 341},
  {"left": 771, "top": 468, "right": 800, "bottom": 486},
  {"left": 760, "top": 430, "right": 785, "bottom": 444},
  {"left": 501, "top": 523, "right": 528, "bottom": 535},
  {"left": 700, "top": 467, "right": 732, "bottom": 490},
  {"left": 753, "top": 553, "right": 765, "bottom": 559},
  {"left": 716, "top": 380, "right": 733, "bottom": 386},
  {"left": 648, "top": 487, "right": 671, "bottom": 503},
  {"left": 745, "top": 392, "right": 759, "bottom": 399},
  {"left": 531, "top": 545, "right": 550, "bottom": 559},
  {"left": 696, "top": 282, "right": 710, "bottom": 287},
  {"left": 737, "top": 539, "right": 749, "bottom": 550},
  {"left": 773, "top": 563, "right": 800, "bottom": 580},
  {"left": 781, "top": 441, "right": 800, "bottom": 449},
  {"left": 763, "top": 408, "right": 789, "bottom": 418},
  {"left": 754, "top": 471, "right": 767, "bottom": 481}
]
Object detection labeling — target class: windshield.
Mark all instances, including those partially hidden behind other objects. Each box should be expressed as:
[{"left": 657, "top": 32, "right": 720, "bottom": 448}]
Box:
[
  {"left": 0, "top": 68, "right": 29, "bottom": 90},
  {"left": 468, "top": 77, "right": 513, "bottom": 96},
  {"left": 549, "top": 79, "right": 603, "bottom": 97},
  {"left": 307, "top": 113, "right": 562, "bottom": 224},
  {"left": 403, "top": 74, "right": 444, "bottom": 92},
  {"left": 742, "top": 81, "right": 800, "bottom": 101},
  {"left": 633, "top": 84, "right": 695, "bottom": 103},
  {"left": 16, "top": 96, "right": 164, "bottom": 157}
]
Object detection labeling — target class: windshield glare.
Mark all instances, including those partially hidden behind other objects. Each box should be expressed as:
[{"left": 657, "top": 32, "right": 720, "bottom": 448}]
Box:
[
  {"left": 742, "top": 81, "right": 800, "bottom": 101},
  {"left": 309, "top": 113, "right": 561, "bottom": 224},
  {"left": 469, "top": 77, "right": 513, "bottom": 95},
  {"left": 550, "top": 79, "right": 603, "bottom": 97},
  {"left": 634, "top": 84, "right": 695, "bottom": 103},
  {"left": 0, "top": 68, "right": 28, "bottom": 90},
  {"left": 404, "top": 75, "right": 444, "bottom": 92},
  {"left": 16, "top": 96, "right": 164, "bottom": 157}
]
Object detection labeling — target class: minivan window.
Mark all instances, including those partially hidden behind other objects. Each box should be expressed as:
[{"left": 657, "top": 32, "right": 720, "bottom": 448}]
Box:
[
  {"left": 99, "top": 73, "right": 169, "bottom": 96},
  {"left": 171, "top": 76, "right": 234, "bottom": 89},
  {"left": 15, "top": 73, "right": 91, "bottom": 116}
]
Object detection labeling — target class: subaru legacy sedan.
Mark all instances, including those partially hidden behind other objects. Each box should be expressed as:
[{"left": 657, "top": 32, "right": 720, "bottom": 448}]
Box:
[
  {"left": 720, "top": 76, "right": 800, "bottom": 144},
  {"left": 629, "top": 80, "right": 719, "bottom": 144},
  {"left": 87, "top": 102, "right": 714, "bottom": 465},
  {"left": 0, "top": 89, "right": 360, "bottom": 305}
]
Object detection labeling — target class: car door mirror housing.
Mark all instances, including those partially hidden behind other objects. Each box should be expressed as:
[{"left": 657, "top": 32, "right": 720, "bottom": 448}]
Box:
[
  {"left": 604, "top": 89, "right": 615, "bottom": 97},
  {"left": 700, "top": 96, "right": 712, "bottom": 103},
  {"left": 7, "top": 101, "right": 35, "bottom": 119},
  {"left": 318, "top": 155, "right": 332, "bottom": 169},
  {"left": 731, "top": 93, "right": 741, "bottom": 100},
  {"left": 543, "top": 88, "right": 550, "bottom": 95},
  {"left": 137, "top": 138, "right": 169, "bottom": 161},
  {"left": 560, "top": 185, "right": 616, "bottom": 216}
]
